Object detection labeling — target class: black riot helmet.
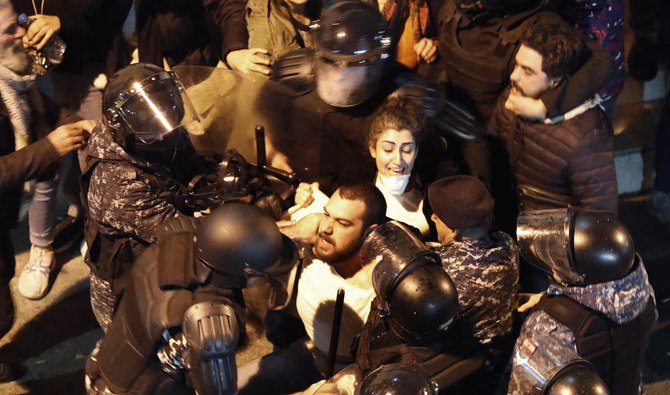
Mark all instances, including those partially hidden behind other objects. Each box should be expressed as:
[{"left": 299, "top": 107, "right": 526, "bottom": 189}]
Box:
[
  {"left": 359, "top": 364, "right": 439, "bottom": 395},
  {"left": 312, "top": 1, "right": 392, "bottom": 107},
  {"left": 362, "top": 221, "right": 459, "bottom": 344},
  {"left": 103, "top": 63, "right": 204, "bottom": 147},
  {"left": 517, "top": 207, "right": 635, "bottom": 286},
  {"left": 194, "top": 203, "right": 298, "bottom": 288},
  {"left": 546, "top": 364, "right": 610, "bottom": 395},
  {"left": 514, "top": 334, "right": 610, "bottom": 395}
]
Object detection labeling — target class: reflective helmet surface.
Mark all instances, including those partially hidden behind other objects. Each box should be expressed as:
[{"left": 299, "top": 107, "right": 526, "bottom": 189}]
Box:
[
  {"left": 359, "top": 364, "right": 438, "bottom": 395},
  {"left": 194, "top": 203, "right": 297, "bottom": 282},
  {"left": 103, "top": 63, "right": 203, "bottom": 144},
  {"left": 546, "top": 364, "right": 610, "bottom": 395},
  {"left": 314, "top": 1, "right": 391, "bottom": 64},
  {"left": 363, "top": 221, "right": 459, "bottom": 343},
  {"left": 514, "top": 334, "right": 608, "bottom": 395},
  {"left": 517, "top": 207, "right": 635, "bottom": 286},
  {"left": 313, "top": 1, "right": 391, "bottom": 107}
]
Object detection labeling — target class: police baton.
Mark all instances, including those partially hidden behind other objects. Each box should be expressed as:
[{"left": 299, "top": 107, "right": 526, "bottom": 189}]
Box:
[
  {"left": 254, "top": 125, "right": 300, "bottom": 187},
  {"left": 326, "top": 288, "right": 345, "bottom": 378}
]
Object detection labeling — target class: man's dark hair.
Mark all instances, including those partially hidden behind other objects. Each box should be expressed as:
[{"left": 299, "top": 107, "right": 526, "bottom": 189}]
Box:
[
  {"left": 337, "top": 183, "right": 387, "bottom": 228},
  {"left": 521, "top": 18, "right": 591, "bottom": 80}
]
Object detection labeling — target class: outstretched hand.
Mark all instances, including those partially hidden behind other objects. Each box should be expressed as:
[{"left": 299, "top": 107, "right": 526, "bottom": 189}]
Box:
[
  {"left": 22, "top": 14, "right": 61, "bottom": 50},
  {"left": 225, "top": 48, "right": 273, "bottom": 76},
  {"left": 46, "top": 120, "right": 96, "bottom": 156}
]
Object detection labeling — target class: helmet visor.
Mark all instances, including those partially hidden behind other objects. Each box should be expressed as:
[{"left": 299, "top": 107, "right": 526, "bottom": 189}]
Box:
[
  {"left": 517, "top": 208, "right": 583, "bottom": 285},
  {"left": 314, "top": 55, "right": 385, "bottom": 107},
  {"left": 114, "top": 72, "right": 203, "bottom": 144}
]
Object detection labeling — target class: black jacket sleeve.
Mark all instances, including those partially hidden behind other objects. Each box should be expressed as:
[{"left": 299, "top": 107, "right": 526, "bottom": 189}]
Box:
[
  {"left": 0, "top": 138, "right": 59, "bottom": 191},
  {"left": 202, "top": 0, "right": 249, "bottom": 63}
]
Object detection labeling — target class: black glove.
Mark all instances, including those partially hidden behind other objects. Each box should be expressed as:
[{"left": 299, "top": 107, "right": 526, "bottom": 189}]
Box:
[
  {"left": 392, "top": 77, "right": 484, "bottom": 141},
  {"left": 271, "top": 48, "right": 316, "bottom": 95}
]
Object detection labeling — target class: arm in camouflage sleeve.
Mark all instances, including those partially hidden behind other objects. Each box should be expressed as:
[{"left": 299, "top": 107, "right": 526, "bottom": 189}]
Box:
[{"left": 87, "top": 162, "right": 192, "bottom": 244}]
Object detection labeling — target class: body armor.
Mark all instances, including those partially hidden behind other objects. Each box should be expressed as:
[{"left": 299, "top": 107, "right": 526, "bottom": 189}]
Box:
[{"left": 536, "top": 294, "right": 656, "bottom": 394}]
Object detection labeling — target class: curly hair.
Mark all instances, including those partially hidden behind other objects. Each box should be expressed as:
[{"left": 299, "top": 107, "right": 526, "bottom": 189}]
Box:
[
  {"left": 521, "top": 18, "right": 591, "bottom": 80},
  {"left": 367, "top": 96, "right": 427, "bottom": 148}
]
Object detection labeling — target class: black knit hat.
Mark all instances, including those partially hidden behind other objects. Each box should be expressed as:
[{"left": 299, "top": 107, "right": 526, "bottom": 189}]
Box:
[{"left": 427, "top": 175, "right": 494, "bottom": 229}]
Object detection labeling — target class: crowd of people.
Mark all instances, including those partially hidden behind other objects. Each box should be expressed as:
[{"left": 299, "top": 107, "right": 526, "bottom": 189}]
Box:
[{"left": 0, "top": 0, "right": 666, "bottom": 394}]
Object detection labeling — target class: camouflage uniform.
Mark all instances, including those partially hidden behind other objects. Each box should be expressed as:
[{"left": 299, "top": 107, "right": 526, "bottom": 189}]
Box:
[
  {"left": 434, "top": 231, "right": 519, "bottom": 344},
  {"left": 83, "top": 126, "right": 205, "bottom": 330},
  {"left": 85, "top": 127, "right": 199, "bottom": 245},
  {"left": 508, "top": 259, "right": 657, "bottom": 395}
]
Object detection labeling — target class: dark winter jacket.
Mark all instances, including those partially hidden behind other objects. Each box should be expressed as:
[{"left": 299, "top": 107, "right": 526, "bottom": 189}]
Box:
[
  {"left": 0, "top": 137, "right": 59, "bottom": 191},
  {"left": 487, "top": 88, "right": 618, "bottom": 213}
]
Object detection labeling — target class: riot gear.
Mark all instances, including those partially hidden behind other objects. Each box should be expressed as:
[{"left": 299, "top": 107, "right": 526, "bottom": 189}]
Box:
[
  {"left": 182, "top": 302, "right": 239, "bottom": 395},
  {"left": 517, "top": 207, "right": 635, "bottom": 285},
  {"left": 546, "top": 365, "right": 610, "bottom": 395},
  {"left": 312, "top": 1, "right": 392, "bottom": 107},
  {"left": 514, "top": 333, "right": 609, "bottom": 395},
  {"left": 184, "top": 150, "right": 251, "bottom": 211},
  {"left": 103, "top": 63, "right": 204, "bottom": 147},
  {"left": 194, "top": 203, "right": 298, "bottom": 286},
  {"left": 362, "top": 221, "right": 459, "bottom": 343},
  {"left": 359, "top": 364, "right": 438, "bottom": 395}
]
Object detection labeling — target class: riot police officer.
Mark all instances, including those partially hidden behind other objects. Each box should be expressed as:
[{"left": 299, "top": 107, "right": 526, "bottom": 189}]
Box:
[
  {"left": 508, "top": 207, "right": 657, "bottom": 394},
  {"left": 82, "top": 63, "right": 283, "bottom": 331},
  {"left": 82, "top": 63, "right": 218, "bottom": 331},
  {"left": 354, "top": 221, "right": 485, "bottom": 392},
  {"left": 85, "top": 203, "right": 298, "bottom": 395},
  {"left": 271, "top": 0, "right": 480, "bottom": 195}
]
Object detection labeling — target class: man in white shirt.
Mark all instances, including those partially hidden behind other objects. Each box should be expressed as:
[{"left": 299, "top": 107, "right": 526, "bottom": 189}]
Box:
[{"left": 238, "top": 182, "right": 387, "bottom": 395}]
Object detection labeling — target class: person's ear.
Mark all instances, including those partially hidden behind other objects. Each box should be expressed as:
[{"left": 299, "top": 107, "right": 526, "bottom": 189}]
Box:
[
  {"left": 369, "top": 144, "right": 377, "bottom": 158},
  {"left": 550, "top": 77, "right": 563, "bottom": 89},
  {"left": 364, "top": 223, "right": 378, "bottom": 239},
  {"left": 430, "top": 213, "right": 439, "bottom": 224}
]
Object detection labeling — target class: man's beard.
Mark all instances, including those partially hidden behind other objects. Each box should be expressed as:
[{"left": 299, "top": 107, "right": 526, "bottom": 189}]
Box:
[
  {"left": 314, "top": 232, "right": 362, "bottom": 266},
  {"left": 510, "top": 81, "right": 544, "bottom": 100},
  {"left": 0, "top": 40, "right": 33, "bottom": 75}
]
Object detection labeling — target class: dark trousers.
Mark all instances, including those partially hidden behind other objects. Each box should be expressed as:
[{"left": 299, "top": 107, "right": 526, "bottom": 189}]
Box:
[
  {"left": 0, "top": 228, "right": 15, "bottom": 338},
  {"left": 237, "top": 338, "right": 324, "bottom": 395}
]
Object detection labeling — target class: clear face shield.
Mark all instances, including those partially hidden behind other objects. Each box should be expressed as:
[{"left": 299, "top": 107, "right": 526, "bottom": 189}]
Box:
[
  {"left": 516, "top": 208, "right": 583, "bottom": 285},
  {"left": 357, "top": 364, "right": 439, "bottom": 395},
  {"left": 107, "top": 71, "right": 204, "bottom": 144},
  {"left": 314, "top": 52, "right": 387, "bottom": 108}
]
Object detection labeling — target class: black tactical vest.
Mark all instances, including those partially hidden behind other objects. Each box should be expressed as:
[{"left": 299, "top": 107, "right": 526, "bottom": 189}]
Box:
[
  {"left": 537, "top": 295, "right": 656, "bottom": 395},
  {"left": 95, "top": 235, "right": 243, "bottom": 393},
  {"left": 355, "top": 299, "right": 484, "bottom": 392},
  {"left": 80, "top": 155, "right": 187, "bottom": 286}
]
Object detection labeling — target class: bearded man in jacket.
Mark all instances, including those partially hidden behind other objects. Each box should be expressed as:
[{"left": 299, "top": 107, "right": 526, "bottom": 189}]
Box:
[{"left": 487, "top": 17, "right": 617, "bottom": 215}]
